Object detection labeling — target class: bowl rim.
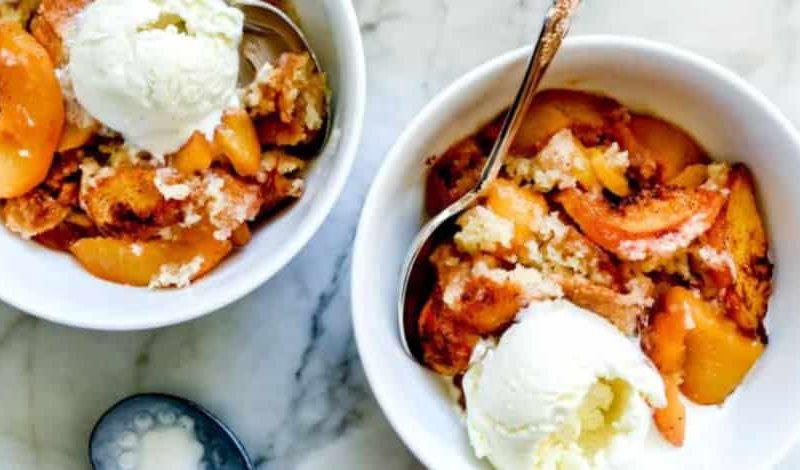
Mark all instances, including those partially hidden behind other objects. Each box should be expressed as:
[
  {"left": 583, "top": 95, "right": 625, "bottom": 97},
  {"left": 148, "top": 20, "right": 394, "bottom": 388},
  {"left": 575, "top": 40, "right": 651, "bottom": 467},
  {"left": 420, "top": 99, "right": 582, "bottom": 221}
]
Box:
[
  {"left": 352, "top": 34, "right": 800, "bottom": 469},
  {"left": 0, "top": 0, "right": 367, "bottom": 331}
]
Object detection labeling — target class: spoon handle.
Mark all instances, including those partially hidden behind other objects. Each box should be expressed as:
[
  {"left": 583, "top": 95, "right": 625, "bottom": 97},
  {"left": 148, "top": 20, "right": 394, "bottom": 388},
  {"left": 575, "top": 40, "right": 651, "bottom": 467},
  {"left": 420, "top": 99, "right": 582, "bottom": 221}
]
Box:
[{"left": 477, "top": 0, "right": 581, "bottom": 191}]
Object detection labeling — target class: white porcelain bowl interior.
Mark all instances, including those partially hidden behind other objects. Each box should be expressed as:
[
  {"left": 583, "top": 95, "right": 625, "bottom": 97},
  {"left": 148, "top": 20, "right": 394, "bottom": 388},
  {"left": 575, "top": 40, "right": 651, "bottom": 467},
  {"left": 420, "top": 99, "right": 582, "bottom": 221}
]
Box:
[
  {"left": 0, "top": 0, "right": 366, "bottom": 330},
  {"left": 352, "top": 36, "right": 800, "bottom": 470}
]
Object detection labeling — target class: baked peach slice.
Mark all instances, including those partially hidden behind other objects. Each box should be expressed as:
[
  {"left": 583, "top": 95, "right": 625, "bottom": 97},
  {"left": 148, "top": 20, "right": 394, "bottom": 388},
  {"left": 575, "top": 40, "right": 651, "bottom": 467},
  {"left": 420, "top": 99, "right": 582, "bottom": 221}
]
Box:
[
  {"left": 669, "top": 164, "right": 708, "bottom": 188},
  {"left": 680, "top": 292, "right": 764, "bottom": 405},
  {"left": 555, "top": 186, "right": 726, "bottom": 260},
  {"left": 57, "top": 121, "right": 97, "bottom": 153},
  {"left": 622, "top": 115, "right": 707, "bottom": 183},
  {"left": 215, "top": 109, "right": 261, "bottom": 177},
  {"left": 0, "top": 22, "right": 64, "bottom": 198},
  {"left": 696, "top": 164, "right": 772, "bottom": 333},
  {"left": 643, "top": 286, "right": 691, "bottom": 375},
  {"left": 588, "top": 147, "right": 630, "bottom": 197},
  {"left": 513, "top": 90, "right": 613, "bottom": 153},
  {"left": 231, "top": 224, "right": 252, "bottom": 247},
  {"left": 172, "top": 132, "right": 214, "bottom": 174},
  {"left": 70, "top": 223, "right": 232, "bottom": 287},
  {"left": 653, "top": 374, "right": 686, "bottom": 447}
]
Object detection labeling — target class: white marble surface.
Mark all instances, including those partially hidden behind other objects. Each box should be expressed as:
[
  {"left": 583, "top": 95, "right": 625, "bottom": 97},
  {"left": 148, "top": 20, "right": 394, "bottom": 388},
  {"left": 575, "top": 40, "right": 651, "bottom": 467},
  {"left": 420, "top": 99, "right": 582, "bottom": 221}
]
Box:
[{"left": 3, "top": 0, "right": 800, "bottom": 468}]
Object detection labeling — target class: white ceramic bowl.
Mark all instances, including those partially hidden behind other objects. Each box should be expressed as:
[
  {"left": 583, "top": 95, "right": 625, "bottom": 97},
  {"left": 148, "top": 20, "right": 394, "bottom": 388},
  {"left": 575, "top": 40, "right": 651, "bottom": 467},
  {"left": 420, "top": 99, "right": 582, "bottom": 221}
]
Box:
[
  {"left": 352, "top": 36, "right": 800, "bottom": 469},
  {"left": 0, "top": 0, "right": 365, "bottom": 330}
]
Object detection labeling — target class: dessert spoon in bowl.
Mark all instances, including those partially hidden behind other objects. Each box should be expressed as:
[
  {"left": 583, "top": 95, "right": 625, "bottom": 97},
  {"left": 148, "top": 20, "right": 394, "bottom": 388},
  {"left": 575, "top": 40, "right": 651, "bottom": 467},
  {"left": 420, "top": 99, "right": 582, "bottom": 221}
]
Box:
[
  {"left": 229, "top": 0, "right": 331, "bottom": 153},
  {"left": 397, "top": 0, "right": 582, "bottom": 364}
]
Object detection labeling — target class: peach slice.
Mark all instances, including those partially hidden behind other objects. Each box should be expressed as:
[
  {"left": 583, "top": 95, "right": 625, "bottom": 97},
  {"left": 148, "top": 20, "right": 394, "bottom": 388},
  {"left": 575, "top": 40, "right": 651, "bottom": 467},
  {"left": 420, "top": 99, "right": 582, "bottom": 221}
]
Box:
[
  {"left": 588, "top": 147, "right": 630, "bottom": 197},
  {"left": 0, "top": 22, "right": 64, "bottom": 198},
  {"left": 231, "top": 223, "right": 251, "bottom": 247},
  {"left": 71, "top": 238, "right": 181, "bottom": 286},
  {"left": 653, "top": 374, "right": 686, "bottom": 447},
  {"left": 668, "top": 163, "right": 708, "bottom": 188},
  {"left": 696, "top": 164, "right": 772, "bottom": 333},
  {"left": 215, "top": 109, "right": 261, "bottom": 177},
  {"left": 70, "top": 224, "right": 232, "bottom": 287},
  {"left": 555, "top": 186, "right": 725, "bottom": 260},
  {"left": 680, "top": 292, "right": 764, "bottom": 405},
  {"left": 571, "top": 149, "right": 600, "bottom": 192},
  {"left": 57, "top": 121, "right": 97, "bottom": 153},
  {"left": 172, "top": 132, "right": 213, "bottom": 174},
  {"left": 513, "top": 89, "right": 613, "bottom": 153},
  {"left": 643, "top": 286, "right": 691, "bottom": 375},
  {"left": 624, "top": 115, "right": 707, "bottom": 183}
]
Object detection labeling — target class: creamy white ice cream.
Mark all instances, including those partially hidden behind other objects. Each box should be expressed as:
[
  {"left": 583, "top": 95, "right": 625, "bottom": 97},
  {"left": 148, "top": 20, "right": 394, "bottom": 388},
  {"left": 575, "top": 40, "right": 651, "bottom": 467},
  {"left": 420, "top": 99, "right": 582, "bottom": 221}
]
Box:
[
  {"left": 66, "top": 0, "right": 244, "bottom": 157},
  {"left": 463, "top": 300, "right": 665, "bottom": 470}
]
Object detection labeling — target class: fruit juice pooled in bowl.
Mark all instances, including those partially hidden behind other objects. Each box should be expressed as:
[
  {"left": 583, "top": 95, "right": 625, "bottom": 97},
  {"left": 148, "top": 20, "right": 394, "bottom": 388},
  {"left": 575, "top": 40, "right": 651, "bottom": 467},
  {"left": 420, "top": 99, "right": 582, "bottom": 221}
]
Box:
[
  {"left": 0, "top": 0, "right": 327, "bottom": 288},
  {"left": 417, "top": 89, "right": 772, "bottom": 469}
]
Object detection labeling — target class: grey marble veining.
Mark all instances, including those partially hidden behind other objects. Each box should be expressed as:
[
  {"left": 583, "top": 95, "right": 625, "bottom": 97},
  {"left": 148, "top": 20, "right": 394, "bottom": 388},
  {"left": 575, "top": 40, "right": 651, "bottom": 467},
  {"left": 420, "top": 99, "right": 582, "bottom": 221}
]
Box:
[{"left": 2, "top": 0, "right": 800, "bottom": 468}]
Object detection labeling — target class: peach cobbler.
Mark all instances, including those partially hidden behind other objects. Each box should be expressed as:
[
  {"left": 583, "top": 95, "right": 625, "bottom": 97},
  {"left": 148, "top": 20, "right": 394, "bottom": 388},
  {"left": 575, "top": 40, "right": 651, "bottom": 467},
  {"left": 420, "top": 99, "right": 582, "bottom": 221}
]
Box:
[
  {"left": 417, "top": 90, "right": 772, "bottom": 449},
  {"left": 0, "top": 0, "right": 327, "bottom": 288}
]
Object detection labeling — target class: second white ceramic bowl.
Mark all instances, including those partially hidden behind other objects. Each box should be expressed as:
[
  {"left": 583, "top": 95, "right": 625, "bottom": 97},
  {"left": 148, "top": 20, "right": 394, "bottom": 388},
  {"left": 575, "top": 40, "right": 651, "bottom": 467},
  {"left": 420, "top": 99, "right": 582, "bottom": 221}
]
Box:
[
  {"left": 353, "top": 36, "right": 800, "bottom": 469},
  {"left": 0, "top": 0, "right": 366, "bottom": 330}
]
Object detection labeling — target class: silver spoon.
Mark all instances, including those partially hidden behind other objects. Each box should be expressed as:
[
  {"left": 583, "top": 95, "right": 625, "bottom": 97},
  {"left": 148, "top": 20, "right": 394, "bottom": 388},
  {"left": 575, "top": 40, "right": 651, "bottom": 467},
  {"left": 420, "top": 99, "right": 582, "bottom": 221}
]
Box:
[
  {"left": 89, "top": 393, "right": 254, "bottom": 470},
  {"left": 398, "top": 0, "right": 582, "bottom": 364},
  {"left": 230, "top": 0, "right": 331, "bottom": 149}
]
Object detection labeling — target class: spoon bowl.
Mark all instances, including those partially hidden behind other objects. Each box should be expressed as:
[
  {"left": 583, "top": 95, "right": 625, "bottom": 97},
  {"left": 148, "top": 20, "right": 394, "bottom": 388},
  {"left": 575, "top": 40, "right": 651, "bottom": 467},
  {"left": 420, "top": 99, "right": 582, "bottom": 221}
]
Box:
[{"left": 89, "top": 393, "right": 253, "bottom": 470}]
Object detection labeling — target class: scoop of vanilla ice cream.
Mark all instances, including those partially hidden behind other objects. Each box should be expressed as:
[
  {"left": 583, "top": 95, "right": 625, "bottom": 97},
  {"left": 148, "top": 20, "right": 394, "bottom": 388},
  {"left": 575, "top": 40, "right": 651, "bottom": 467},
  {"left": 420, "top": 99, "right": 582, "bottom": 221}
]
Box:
[
  {"left": 463, "top": 300, "right": 665, "bottom": 470},
  {"left": 66, "top": 0, "right": 243, "bottom": 157}
]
